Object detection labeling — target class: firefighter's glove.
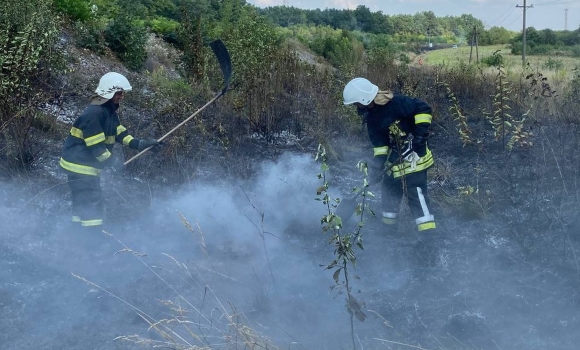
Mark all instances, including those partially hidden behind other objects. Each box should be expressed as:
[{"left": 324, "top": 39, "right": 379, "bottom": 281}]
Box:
[
  {"left": 137, "top": 139, "right": 163, "bottom": 152},
  {"left": 368, "top": 156, "right": 387, "bottom": 185},
  {"left": 404, "top": 152, "right": 420, "bottom": 170},
  {"left": 411, "top": 135, "right": 427, "bottom": 156}
]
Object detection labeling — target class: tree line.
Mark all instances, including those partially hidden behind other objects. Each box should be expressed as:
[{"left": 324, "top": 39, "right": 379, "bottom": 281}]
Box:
[{"left": 258, "top": 4, "right": 580, "bottom": 57}]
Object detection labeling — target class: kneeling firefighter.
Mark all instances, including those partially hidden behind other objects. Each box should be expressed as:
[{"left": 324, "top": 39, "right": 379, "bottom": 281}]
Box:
[
  {"left": 60, "top": 72, "right": 162, "bottom": 228},
  {"left": 343, "top": 77, "right": 436, "bottom": 231}
]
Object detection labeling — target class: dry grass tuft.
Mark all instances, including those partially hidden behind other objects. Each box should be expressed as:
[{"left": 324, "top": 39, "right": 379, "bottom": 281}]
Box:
[{"left": 73, "top": 224, "right": 280, "bottom": 350}]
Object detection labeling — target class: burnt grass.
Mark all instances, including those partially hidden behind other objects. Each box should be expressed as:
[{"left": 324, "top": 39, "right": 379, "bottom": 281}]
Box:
[
  {"left": 1, "top": 112, "right": 580, "bottom": 350},
  {"left": 2, "top": 55, "right": 580, "bottom": 348},
  {"left": 322, "top": 118, "right": 580, "bottom": 349}
]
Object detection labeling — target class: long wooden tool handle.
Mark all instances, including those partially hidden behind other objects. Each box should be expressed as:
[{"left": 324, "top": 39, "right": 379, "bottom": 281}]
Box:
[{"left": 124, "top": 91, "right": 223, "bottom": 166}]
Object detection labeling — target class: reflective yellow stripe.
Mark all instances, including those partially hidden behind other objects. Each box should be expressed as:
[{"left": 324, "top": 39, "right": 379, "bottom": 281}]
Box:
[
  {"left": 117, "top": 125, "right": 127, "bottom": 135},
  {"left": 373, "top": 146, "right": 389, "bottom": 156},
  {"left": 72, "top": 216, "right": 81, "bottom": 222},
  {"left": 391, "top": 149, "right": 434, "bottom": 178},
  {"left": 85, "top": 132, "right": 106, "bottom": 146},
  {"left": 415, "top": 113, "right": 432, "bottom": 124},
  {"left": 418, "top": 222, "right": 436, "bottom": 231},
  {"left": 81, "top": 219, "right": 103, "bottom": 227},
  {"left": 105, "top": 136, "right": 115, "bottom": 144},
  {"left": 392, "top": 159, "right": 434, "bottom": 177},
  {"left": 59, "top": 158, "right": 100, "bottom": 176},
  {"left": 122, "top": 135, "right": 134, "bottom": 146},
  {"left": 96, "top": 150, "right": 111, "bottom": 162},
  {"left": 70, "top": 127, "right": 83, "bottom": 139},
  {"left": 382, "top": 217, "right": 397, "bottom": 225}
]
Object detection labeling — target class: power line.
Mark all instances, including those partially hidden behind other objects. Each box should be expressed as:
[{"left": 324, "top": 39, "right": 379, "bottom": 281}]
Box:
[
  {"left": 534, "top": 0, "right": 580, "bottom": 5},
  {"left": 504, "top": 12, "right": 523, "bottom": 29},
  {"left": 487, "top": 3, "right": 519, "bottom": 27}
]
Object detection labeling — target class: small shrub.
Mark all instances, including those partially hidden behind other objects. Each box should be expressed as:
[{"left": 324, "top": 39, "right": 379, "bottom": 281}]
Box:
[
  {"left": 529, "top": 44, "right": 552, "bottom": 55},
  {"left": 0, "top": 0, "right": 62, "bottom": 169},
  {"left": 399, "top": 53, "right": 411, "bottom": 64},
  {"left": 73, "top": 20, "right": 107, "bottom": 53},
  {"left": 481, "top": 50, "right": 504, "bottom": 67},
  {"left": 542, "top": 57, "right": 564, "bottom": 70},
  {"left": 104, "top": 15, "right": 148, "bottom": 70},
  {"left": 147, "top": 17, "right": 180, "bottom": 38},
  {"left": 570, "top": 45, "right": 580, "bottom": 57},
  {"left": 53, "top": 0, "right": 91, "bottom": 22}
]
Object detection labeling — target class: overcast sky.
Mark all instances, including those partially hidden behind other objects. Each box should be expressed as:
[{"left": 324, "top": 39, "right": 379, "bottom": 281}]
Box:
[{"left": 246, "top": 0, "right": 580, "bottom": 32}]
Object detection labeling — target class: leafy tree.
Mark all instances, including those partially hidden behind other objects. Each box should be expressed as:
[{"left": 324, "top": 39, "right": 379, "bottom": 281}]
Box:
[
  {"left": 421, "top": 11, "right": 440, "bottom": 36},
  {"left": 353, "top": 5, "right": 374, "bottom": 33},
  {"left": 305, "top": 8, "right": 324, "bottom": 26},
  {"left": 560, "top": 28, "right": 580, "bottom": 46},
  {"left": 372, "top": 11, "right": 393, "bottom": 35},
  {"left": 541, "top": 28, "right": 558, "bottom": 46},
  {"left": 480, "top": 26, "right": 515, "bottom": 45},
  {"left": 256, "top": 5, "right": 502, "bottom": 48},
  {"left": 326, "top": 8, "right": 356, "bottom": 30},
  {"left": 258, "top": 5, "right": 307, "bottom": 27}
]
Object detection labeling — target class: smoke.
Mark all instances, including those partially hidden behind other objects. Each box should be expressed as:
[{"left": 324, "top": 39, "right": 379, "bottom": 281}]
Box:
[
  {"left": 0, "top": 153, "right": 361, "bottom": 349},
  {"left": 2, "top": 152, "right": 579, "bottom": 350}
]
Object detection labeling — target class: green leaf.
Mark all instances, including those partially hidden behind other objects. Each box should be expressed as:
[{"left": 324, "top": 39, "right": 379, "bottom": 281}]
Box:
[{"left": 333, "top": 268, "right": 341, "bottom": 284}]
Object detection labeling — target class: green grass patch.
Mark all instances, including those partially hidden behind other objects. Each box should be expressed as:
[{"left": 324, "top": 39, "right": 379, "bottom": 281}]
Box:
[{"left": 424, "top": 44, "right": 580, "bottom": 72}]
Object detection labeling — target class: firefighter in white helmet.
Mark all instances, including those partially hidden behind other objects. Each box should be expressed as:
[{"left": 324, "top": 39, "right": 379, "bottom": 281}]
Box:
[
  {"left": 60, "top": 72, "right": 161, "bottom": 228},
  {"left": 343, "top": 77, "right": 436, "bottom": 232}
]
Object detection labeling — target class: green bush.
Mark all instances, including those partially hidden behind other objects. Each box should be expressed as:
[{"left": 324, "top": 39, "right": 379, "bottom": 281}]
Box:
[
  {"left": 148, "top": 17, "right": 180, "bottom": 36},
  {"left": 399, "top": 53, "right": 411, "bottom": 64},
  {"left": 53, "top": 0, "right": 92, "bottom": 22},
  {"left": 529, "top": 44, "right": 552, "bottom": 55},
  {"left": 543, "top": 57, "right": 564, "bottom": 70},
  {"left": 306, "top": 27, "right": 363, "bottom": 69},
  {"left": 73, "top": 20, "right": 107, "bottom": 53},
  {"left": 481, "top": 50, "right": 504, "bottom": 67},
  {"left": 570, "top": 45, "right": 580, "bottom": 57},
  {"left": 0, "top": 0, "right": 62, "bottom": 169},
  {"left": 565, "top": 66, "right": 580, "bottom": 102},
  {"left": 104, "top": 15, "right": 148, "bottom": 70}
]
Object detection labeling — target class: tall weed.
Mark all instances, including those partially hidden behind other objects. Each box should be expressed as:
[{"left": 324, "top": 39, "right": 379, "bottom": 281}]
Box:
[{"left": 0, "top": 0, "right": 62, "bottom": 172}]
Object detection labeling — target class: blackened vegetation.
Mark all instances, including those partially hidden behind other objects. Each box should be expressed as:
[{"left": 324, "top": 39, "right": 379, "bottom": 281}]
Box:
[{"left": 2, "top": 1, "right": 580, "bottom": 349}]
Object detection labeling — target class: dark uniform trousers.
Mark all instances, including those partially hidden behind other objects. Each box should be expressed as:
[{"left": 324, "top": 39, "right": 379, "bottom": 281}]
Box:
[
  {"left": 67, "top": 173, "right": 103, "bottom": 227},
  {"left": 381, "top": 169, "right": 432, "bottom": 224}
]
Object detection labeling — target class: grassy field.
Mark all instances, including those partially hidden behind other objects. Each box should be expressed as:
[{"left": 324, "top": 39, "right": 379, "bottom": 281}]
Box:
[{"left": 420, "top": 44, "right": 580, "bottom": 85}]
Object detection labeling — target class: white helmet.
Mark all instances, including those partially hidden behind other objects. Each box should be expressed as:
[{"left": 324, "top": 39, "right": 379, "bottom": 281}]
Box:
[
  {"left": 95, "top": 72, "right": 132, "bottom": 99},
  {"left": 343, "top": 77, "right": 378, "bottom": 106}
]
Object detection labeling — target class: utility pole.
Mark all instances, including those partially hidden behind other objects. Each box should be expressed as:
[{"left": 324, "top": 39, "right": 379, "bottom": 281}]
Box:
[
  {"left": 516, "top": 0, "right": 533, "bottom": 66},
  {"left": 469, "top": 26, "right": 479, "bottom": 64},
  {"left": 565, "top": 9, "right": 569, "bottom": 30}
]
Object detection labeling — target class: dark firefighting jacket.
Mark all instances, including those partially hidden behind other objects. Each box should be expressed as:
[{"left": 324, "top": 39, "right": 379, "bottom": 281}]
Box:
[
  {"left": 366, "top": 94, "right": 434, "bottom": 178},
  {"left": 60, "top": 100, "right": 140, "bottom": 176}
]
